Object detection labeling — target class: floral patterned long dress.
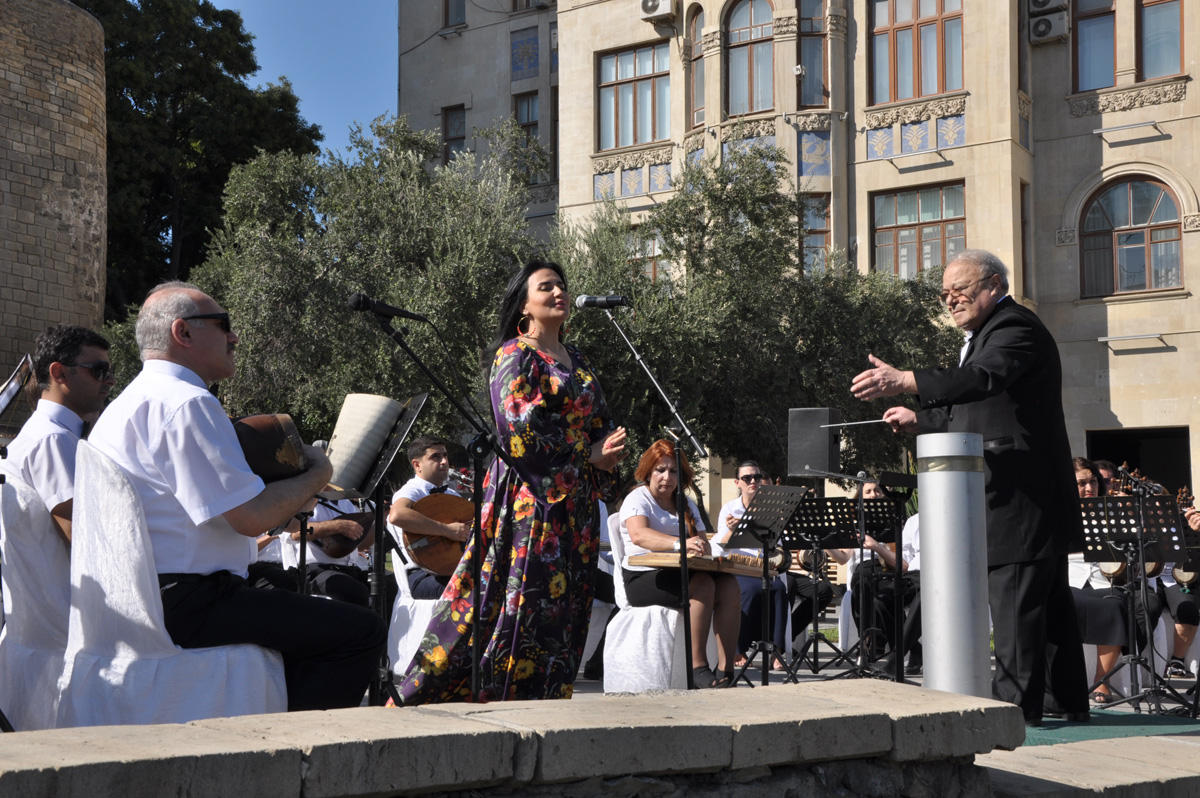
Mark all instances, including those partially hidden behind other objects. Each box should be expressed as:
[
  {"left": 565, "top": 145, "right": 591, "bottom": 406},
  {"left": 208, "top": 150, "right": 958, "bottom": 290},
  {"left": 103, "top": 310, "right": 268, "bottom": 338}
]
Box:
[{"left": 396, "top": 338, "right": 618, "bottom": 703}]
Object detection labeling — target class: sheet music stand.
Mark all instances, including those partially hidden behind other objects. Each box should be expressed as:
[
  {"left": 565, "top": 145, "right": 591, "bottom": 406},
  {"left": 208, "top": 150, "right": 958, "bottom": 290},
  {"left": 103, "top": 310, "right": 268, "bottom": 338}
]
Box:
[{"left": 1080, "top": 495, "right": 1193, "bottom": 715}]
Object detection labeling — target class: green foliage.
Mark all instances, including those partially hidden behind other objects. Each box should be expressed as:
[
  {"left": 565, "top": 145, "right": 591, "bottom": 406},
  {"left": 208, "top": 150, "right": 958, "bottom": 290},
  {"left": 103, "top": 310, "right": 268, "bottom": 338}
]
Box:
[
  {"left": 78, "top": 0, "right": 323, "bottom": 320},
  {"left": 187, "top": 117, "right": 537, "bottom": 443},
  {"left": 552, "top": 144, "right": 960, "bottom": 479}
]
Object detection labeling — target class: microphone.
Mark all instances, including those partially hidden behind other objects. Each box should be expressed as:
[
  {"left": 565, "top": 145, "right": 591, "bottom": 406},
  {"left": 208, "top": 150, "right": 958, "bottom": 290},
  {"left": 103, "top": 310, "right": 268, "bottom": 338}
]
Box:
[
  {"left": 347, "top": 293, "right": 428, "bottom": 323},
  {"left": 574, "top": 294, "right": 629, "bottom": 309}
]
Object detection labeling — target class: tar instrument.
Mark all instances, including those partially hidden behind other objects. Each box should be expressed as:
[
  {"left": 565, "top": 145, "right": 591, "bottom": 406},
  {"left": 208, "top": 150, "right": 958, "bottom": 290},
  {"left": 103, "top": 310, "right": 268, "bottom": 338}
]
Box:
[
  {"left": 233, "top": 413, "right": 307, "bottom": 482},
  {"left": 400, "top": 492, "right": 474, "bottom": 576},
  {"left": 311, "top": 508, "right": 375, "bottom": 559},
  {"left": 627, "top": 550, "right": 788, "bottom": 578}
]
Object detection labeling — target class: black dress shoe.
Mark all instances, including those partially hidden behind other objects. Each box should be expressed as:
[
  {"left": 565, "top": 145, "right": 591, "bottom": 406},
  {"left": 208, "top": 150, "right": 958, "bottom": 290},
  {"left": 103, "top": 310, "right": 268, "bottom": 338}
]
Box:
[{"left": 1043, "top": 709, "right": 1091, "bottom": 722}]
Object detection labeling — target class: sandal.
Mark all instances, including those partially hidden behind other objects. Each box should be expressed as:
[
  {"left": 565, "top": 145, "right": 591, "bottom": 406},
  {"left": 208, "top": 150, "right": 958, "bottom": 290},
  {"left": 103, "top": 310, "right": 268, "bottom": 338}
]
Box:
[
  {"left": 1090, "top": 690, "right": 1112, "bottom": 705},
  {"left": 711, "top": 669, "right": 735, "bottom": 689},
  {"left": 691, "top": 665, "right": 716, "bottom": 689}
]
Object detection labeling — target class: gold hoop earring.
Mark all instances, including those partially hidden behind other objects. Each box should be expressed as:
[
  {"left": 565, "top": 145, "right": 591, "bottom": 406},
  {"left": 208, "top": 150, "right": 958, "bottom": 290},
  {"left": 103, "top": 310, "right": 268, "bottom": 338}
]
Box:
[{"left": 516, "top": 314, "right": 532, "bottom": 336}]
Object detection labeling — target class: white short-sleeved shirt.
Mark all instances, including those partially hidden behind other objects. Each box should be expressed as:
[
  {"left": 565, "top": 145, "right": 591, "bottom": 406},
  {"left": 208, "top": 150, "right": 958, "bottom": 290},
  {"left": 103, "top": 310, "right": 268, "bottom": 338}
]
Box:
[
  {"left": 618, "top": 485, "right": 707, "bottom": 572},
  {"left": 4, "top": 399, "right": 84, "bottom": 513},
  {"left": 385, "top": 475, "right": 459, "bottom": 542},
  {"left": 715, "top": 495, "right": 755, "bottom": 557},
  {"left": 88, "top": 360, "right": 265, "bottom": 577},
  {"left": 846, "top": 513, "right": 921, "bottom": 582}
]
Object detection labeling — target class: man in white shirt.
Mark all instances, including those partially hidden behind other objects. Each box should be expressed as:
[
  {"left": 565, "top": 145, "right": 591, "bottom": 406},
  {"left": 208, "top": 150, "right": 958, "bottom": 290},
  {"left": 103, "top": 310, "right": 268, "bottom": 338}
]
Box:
[
  {"left": 387, "top": 436, "right": 469, "bottom": 599},
  {"left": 5, "top": 324, "right": 113, "bottom": 542},
  {"left": 88, "top": 281, "right": 386, "bottom": 711}
]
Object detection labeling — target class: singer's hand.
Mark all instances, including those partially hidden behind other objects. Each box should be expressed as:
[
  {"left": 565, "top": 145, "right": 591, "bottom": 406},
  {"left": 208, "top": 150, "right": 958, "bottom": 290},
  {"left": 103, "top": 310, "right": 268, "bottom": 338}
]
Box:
[{"left": 590, "top": 426, "right": 628, "bottom": 471}]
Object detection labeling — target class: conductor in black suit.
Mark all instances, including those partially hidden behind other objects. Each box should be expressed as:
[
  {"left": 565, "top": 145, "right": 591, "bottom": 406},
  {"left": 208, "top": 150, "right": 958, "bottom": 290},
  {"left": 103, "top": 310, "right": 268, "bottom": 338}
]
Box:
[{"left": 850, "top": 249, "right": 1088, "bottom": 725}]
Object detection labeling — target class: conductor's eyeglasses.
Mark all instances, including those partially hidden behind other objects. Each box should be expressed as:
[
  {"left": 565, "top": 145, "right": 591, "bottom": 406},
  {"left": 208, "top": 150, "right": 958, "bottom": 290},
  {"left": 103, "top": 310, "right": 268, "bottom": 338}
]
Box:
[
  {"left": 738, "top": 473, "right": 764, "bottom": 484},
  {"left": 939, "top": 276, "right": 990, "bottom": 305}
]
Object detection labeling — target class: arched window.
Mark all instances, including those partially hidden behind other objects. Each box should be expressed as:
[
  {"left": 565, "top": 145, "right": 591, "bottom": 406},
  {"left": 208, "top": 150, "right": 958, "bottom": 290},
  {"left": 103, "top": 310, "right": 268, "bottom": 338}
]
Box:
[
  {"left": 726, "top": 0, "right": 773, "bottom": 117},
  {"left": 1080, "top": 177, "right": 1182, "bottom": 297},
  {"left": 690, "top": 9, "right": 705, "bottom": 127}
]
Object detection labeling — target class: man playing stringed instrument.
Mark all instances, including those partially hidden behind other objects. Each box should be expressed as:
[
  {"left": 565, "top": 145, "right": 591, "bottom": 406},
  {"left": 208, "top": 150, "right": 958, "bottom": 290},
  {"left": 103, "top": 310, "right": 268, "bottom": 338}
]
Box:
[{"left": 387, "top": 435, "right": 471, "bottom": 599}]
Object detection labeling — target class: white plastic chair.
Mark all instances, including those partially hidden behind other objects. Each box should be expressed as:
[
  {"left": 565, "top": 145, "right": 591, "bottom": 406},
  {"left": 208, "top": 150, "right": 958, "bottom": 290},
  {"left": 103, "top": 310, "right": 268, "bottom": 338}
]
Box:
[
  {"left": 603, "top": 513, "right": 691, "bottom": 692},
  {"left": 385, "top": 525, "right": 439, "bottom": 677},
  {"left": 55, "top": 442, "right": 286, "bottom": 727},
  {"left": 0, "top": 465, "right": 70, "bottom": 730}
]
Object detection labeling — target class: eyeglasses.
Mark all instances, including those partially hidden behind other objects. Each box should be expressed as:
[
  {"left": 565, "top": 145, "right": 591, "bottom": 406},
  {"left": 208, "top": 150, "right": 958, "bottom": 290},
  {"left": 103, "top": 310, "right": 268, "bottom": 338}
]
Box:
[
  {"left": 181, "top": 312, "right": 232, "bottom": 332},
  {"left": 938, "top": 276, "right": 991, "bottom": 305},
  {"left": 738, "top": 473, "right": 764, "bottom": 484},
  {"left": 65, "top": 360, "right": 113, "bottom": 381}
]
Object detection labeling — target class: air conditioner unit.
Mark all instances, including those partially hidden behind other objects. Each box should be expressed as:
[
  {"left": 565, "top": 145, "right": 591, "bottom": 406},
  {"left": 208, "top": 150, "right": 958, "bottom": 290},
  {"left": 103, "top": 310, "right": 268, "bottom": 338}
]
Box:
[
  {"left": 640, "top": 0, "right": 674, "bottom": 23},
  {"left": 1030, "top": 11, "right": 1069, "bottom": 45},
  {"left": 1028, "top": 0, "right": 1069, "bottom": 16}
]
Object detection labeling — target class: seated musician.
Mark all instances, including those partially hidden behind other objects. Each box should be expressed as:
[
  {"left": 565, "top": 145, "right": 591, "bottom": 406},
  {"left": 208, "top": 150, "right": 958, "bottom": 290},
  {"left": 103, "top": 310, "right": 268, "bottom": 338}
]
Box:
[
  {"left": 830, "top": 480, "right": 921, "bottom": 672},
  {"left": 386, "top": 435, "right": 469, "bottom": 599},
  {"left": 713, "top": 459, "right": 787, "bottom": 670},
  {"left": 1069, "top": 457, "right": 1166, "bottom": 703},
  {"left": 5, "top": 324, "right": 113, "bottom": 542},
  {"left": 618, "top": 438, "right": 740, "bottom": 689},
  {"left": 282, "top": 494, "right": 376, "bottom": 607},
  {"left": 87, "top": 281, "right": 386, "bottom": 711}
]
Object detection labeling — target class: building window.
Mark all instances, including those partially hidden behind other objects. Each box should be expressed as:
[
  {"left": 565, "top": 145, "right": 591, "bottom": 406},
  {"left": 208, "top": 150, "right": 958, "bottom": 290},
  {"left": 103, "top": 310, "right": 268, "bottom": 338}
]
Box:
[
  {"left": 598, "top": 42, "right": 670, "bottom": 151},
  {"left": 690, "top": 10, "right": 706, "bottom": 127},
  {"left": 802, "top": 193, "right": 830, "bottom": 273},
  {"left": 631, "top": 230, "right": 669, "bottom": 282},
  {"left": 442, "top": 105, "right": 466, "bottom": 164},
  {"left": 445, "top": 0, "right": 466, "bottom": 27},
  {"left": 726, "top": 0, "right": 774, "bottom": 117},
  {"left": 798, "top": 0, "right": 827, "bottom": 107},
  {"left": 872, "top": 183, "right": 965, "bottom": 277},
  {"left": 551, "top": 87, "right": 559, "bottom": 182},
  {"left": 1080, "top": 178, "right": 1181, "bottom": 297},
  {"left": 515, "top": 92, "right": 538, "bottom": 144},
  {"left": 1075, "top": 1, "right": 1115, "bottom": 91},
  {"left": 870, "top": 0, "right": 962, "bottom": 106},
  {"left": 1139, "top": 0, "right": 1182, "bottom": 81}
]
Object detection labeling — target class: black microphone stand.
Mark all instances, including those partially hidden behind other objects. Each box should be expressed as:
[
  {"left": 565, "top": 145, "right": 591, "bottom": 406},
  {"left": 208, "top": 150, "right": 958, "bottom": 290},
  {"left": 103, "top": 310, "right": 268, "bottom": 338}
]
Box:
[
  {"left": 599, "top": 308, "right": 709, "bottom": 690},
  {"left": 358, "top": 310, "right": 520, "bottom": 702}
]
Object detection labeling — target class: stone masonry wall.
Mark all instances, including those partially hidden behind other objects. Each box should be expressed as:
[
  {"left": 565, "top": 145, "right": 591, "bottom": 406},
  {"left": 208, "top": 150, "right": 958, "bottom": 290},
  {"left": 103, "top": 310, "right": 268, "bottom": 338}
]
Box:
[{"left": 0, "top": 0, "right": 106, "bottom": 419}]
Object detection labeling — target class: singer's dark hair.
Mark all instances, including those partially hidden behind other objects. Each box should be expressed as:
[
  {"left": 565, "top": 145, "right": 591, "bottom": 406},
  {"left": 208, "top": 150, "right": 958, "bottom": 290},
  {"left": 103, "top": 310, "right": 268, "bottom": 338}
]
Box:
[{"left": 491, "top": 259, "right": 567, "bottom": 357}]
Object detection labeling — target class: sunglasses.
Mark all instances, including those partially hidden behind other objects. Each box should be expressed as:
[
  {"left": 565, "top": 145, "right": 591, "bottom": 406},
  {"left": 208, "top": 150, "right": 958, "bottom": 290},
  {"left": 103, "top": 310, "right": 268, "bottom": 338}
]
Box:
[
  {"left": 181, "top": 312, "right": 232, "bottom": 332},
  {"left": 66, "top": 360, "right": 113, "bottom": 381},
  {"left": 738, "top": 473, "right": 764, "bottom": 484}
]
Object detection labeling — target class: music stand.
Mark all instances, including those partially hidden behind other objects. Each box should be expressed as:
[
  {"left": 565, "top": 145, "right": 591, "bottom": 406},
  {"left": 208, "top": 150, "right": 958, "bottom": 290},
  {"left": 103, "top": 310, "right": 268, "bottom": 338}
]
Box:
[
  {"left": 1081, "top": 494, "right": 1193, "bottom": 714},
  {"left": 725, "top": 485, "right": 805, "bottom": 686}
]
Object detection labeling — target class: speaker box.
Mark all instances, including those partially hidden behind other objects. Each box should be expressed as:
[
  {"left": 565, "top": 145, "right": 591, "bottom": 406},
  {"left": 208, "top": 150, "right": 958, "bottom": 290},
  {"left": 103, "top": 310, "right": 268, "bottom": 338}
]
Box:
[{"left": 787, "top": 407, "right": 841, "bottom": 476}]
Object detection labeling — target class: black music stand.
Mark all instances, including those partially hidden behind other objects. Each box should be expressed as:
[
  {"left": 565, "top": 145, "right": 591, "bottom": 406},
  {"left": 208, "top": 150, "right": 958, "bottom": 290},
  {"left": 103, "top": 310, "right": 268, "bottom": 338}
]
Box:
[
  {"left": 1081, "top": 494, "right": 1193, "bottom": 714},
  {"left": 725, "top": 485, "right": 804, "bottom": 687}
]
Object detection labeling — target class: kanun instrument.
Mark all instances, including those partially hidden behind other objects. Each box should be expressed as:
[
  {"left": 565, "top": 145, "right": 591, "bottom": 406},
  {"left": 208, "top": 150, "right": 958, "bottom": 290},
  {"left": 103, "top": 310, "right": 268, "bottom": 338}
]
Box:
[{"left": 627, "top": 550, "right": 786, "bottom": 578}]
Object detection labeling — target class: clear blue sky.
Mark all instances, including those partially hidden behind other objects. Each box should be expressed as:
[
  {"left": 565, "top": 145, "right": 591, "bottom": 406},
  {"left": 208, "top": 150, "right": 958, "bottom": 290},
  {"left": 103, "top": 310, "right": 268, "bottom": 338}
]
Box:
[{"left": 229, "top": 1, "right": 398, "bottom": 158}]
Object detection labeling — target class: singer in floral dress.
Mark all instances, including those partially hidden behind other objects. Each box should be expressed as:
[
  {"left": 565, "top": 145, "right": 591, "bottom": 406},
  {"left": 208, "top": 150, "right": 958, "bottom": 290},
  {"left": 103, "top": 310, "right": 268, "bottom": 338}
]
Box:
[{"left": 397, "top": 260, "right": 626, "bottom": 703}]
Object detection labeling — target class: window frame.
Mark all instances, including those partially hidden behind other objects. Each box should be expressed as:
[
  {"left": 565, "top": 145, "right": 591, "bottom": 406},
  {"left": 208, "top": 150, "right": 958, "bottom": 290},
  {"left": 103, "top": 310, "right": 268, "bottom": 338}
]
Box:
[
  {"left": 1137, "top": 0, "right": 1183, "bottom": 82},
  {"left": 725, "top": 0, "right": 775, "bottom": 118},
  {"left": 871, "top": 181, "right": 966, "bottom": 278},
  {"left": 802, "top": 193, "right": 831, "bottom": 273},
  {"left": 1074, "top": 0, "right": 1116, "bottom": 92},
  {"left": 596, "top": 41, "right": 672, "bottom": 152},
  {"left": 444, "top": 0, "right": 466, "bottom": 27},
  {"left": 869, "top": 0, "right": 963, "bottom": 107},
  {"left": 1078, "top": 177, "right": 1183, "bottom": 298},
  {"left": 798, "top": 0, "right": 828, "bottom": 109},
  {"left": 442, "top": 105, "right": 466, "bottom": 165},
  {"left": 690, "top": 9, "right": 706, "bottom": 128}
]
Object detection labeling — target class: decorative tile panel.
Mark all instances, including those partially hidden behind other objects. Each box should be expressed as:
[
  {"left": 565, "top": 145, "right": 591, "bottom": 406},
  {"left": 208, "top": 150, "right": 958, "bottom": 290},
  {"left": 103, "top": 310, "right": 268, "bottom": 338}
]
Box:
[
  {"left": 510, "top": 27, "right": 538, "bottom": 82},
  {"left": 901, "top": 120, "right": 931, "bottom": 154},
  {"left": 620, "top": 167, "right": 644, "bottom": 197},
  {"left": 937, "top": 115, "right": 965, "bottom": 148},
  {"left": 867, "top": 128, "right": 894, "bottom": 160},
  {"left": 593, "top": 172, "right": 615, "bottom": 200},
  {"left": 799, "top": 131, "right": 830, "bottom": 177},
  {"left": 649, "top": 163, "right": 672, "bottom": 191}
]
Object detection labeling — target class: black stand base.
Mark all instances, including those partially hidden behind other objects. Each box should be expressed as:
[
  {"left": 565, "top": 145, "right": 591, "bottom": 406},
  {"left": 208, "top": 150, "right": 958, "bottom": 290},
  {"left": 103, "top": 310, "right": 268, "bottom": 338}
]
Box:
[{"left": 0, "top": 706, "right": 13, "bottom": 733}]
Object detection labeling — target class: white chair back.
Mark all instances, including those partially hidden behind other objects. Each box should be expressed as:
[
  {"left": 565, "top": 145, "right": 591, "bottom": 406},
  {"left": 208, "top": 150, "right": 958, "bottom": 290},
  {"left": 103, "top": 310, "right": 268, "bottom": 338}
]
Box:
[
  {"left": 56, "top": 441, "right": 286, "bottom": 727},
  {"left": 0, "top": 465, "right": 70, "bottom": 729},
  {"left": 385, "top": 520, "right": 438, "bottom": 676}
]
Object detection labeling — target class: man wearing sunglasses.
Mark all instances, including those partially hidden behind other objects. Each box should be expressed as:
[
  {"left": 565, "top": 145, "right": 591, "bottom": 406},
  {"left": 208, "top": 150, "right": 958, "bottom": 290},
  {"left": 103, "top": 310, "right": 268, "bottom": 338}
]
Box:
[
  {"left": 5, "top": 324, "right": 113, "bottom": 542},
  {"left": 89, "top": 282, "right": 386, "bottom": 711},
  {"left": 850, "top": 249, "right": 1087, "bottom": 727}
]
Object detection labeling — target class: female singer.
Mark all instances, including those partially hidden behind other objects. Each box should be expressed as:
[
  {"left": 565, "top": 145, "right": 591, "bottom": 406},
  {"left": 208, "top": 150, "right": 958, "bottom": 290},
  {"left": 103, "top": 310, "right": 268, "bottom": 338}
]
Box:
[
  {"left": 619, "top": 439, "right": 740, "bottom": 688},
  {"left": 397, "top": 259, "right": 627, "bottom": 703}
]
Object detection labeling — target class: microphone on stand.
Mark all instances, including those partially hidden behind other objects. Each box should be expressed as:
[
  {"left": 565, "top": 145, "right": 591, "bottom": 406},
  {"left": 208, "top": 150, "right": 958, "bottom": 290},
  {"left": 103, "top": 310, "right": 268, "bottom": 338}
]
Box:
[
  {"left": 346, "top": 293, "right": 429, "bottom": 323},
  {"left": 574, "top": 294, "right": 629, "bottom": 309}
]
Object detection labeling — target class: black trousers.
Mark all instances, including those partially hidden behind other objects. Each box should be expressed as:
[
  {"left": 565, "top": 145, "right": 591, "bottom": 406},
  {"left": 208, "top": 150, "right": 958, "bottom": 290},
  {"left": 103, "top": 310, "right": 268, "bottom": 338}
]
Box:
[
  {"left": 159, "top": 571, "right": 387, "bottom": 711},
  {"left": 988, "top": 557, "right": 1088, "bottom": 720},
  {"left": 849, "top": 562, "right": 921, "bottom": 659},
  {"left": 786, "top": 573, "right": 834, "bottom": 648}
]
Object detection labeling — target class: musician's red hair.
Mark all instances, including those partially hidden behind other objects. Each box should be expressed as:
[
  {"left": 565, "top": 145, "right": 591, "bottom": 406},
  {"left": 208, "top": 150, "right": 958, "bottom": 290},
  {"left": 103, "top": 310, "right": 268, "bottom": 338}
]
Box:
[{"left": 634, "top": 438, "right": 696, "bottom": 490}]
